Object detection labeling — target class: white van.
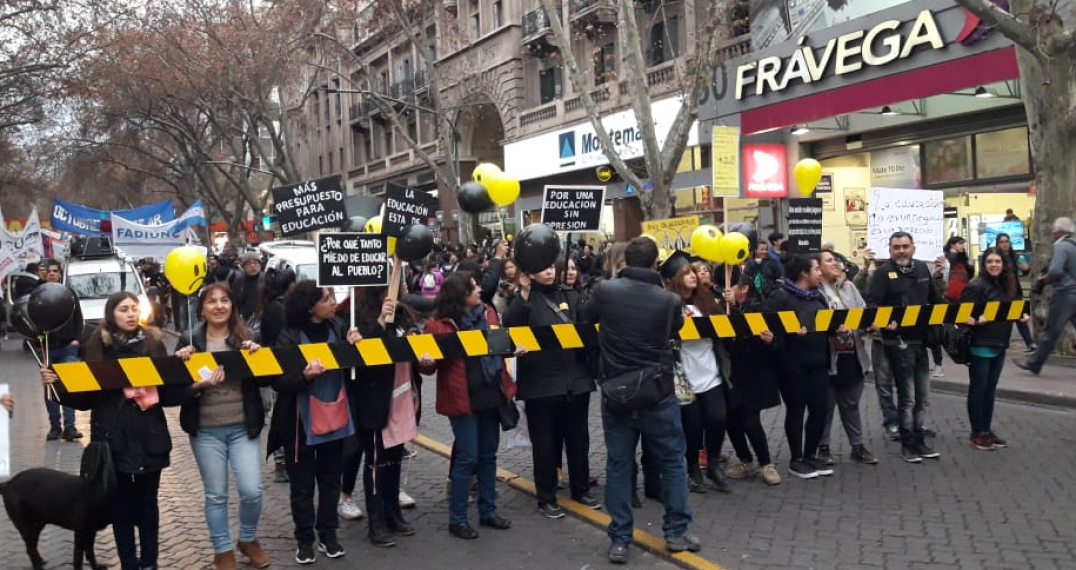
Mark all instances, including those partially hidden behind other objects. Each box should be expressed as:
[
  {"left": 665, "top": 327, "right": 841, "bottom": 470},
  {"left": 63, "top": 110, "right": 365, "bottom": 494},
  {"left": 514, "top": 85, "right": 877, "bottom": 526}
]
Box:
[{"left": 64, "top": 238, "right": 151, "bottom": 328}]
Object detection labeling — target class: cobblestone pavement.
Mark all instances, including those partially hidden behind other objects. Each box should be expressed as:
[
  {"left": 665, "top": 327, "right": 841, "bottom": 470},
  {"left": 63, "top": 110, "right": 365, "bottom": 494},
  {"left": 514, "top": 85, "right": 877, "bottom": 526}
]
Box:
[{"left": 0, "top": 340, "right": 677, "bottom": 570}]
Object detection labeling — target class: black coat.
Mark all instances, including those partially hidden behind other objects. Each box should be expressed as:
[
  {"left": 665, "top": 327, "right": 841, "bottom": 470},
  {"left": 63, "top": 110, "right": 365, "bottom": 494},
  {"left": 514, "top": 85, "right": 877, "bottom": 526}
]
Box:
[
  {"left": 266, "top": 317, "right": 352, "bottom": 457},
  {"left": 726, "top": 302, "right": 782, "bottom": 412},
  {"left": 60, "top": 330, "right": 190, "bottom": 475},
  {"left": 176, "top": 322, "right": 270, "bottom": 439},
  {"left": 350, "top": 320, "right": 411, "bottom": 431},
  {"left": 502, "top": 283, "right": 594, "bottom": 401},
  {"left": 866, "top": 260, "right": 944, "bottom": 344},
  {"left": 771, "top": 287, "right": 830, "bottom": 369},
  {"left": 581, "top": 267, "right": 683, "bottom": 379},
  {"left": 960, "top": 275, "right": 1018, "bottom": 350}
]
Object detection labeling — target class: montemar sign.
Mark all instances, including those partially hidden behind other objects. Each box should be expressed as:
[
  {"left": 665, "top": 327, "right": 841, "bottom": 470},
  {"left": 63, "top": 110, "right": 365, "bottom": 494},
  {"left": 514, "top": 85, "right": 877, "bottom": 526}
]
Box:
[{"left": 735, "top": 9, "right": 944, "bottom": 100}]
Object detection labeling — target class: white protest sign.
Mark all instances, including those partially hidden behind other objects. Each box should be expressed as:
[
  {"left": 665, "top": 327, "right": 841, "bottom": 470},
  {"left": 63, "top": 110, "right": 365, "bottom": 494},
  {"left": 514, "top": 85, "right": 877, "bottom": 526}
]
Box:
[
  {"left": 0, "top": 206, "right": 43, "bottom": 264},
  {"left": 866, "top": 187, "right": 944, "bottom": 260},
  {"left": 0, "top": 383, "right": 8, "bottom": 478}
]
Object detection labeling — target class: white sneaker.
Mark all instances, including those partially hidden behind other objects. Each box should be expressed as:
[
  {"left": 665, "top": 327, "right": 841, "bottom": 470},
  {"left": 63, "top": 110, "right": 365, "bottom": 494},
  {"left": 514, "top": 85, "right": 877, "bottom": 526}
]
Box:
[
  {"left": 337, "top": 495, "right": 364, "bottom": 520},
  {"left": 399, "top": 490, "right": 416, "bottom": 509},
  {"left": 403, "top": 446, "right": 418, "bottom": 459},
  {"left": 932, "top": 367, "right": 944, "bottom": 378}
]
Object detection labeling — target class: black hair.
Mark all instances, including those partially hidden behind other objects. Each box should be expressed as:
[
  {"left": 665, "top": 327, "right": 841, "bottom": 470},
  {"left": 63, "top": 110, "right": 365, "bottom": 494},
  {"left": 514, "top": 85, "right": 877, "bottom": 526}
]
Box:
[
  {"left": 783, "top": 254, "right": 816, "bottom": 282},
  {"left": 283, "top": 280, "right": 326, "bottom": 328},
  {"left": 624, "top": 237, "right": 658, "bottom": 269},
  {"left": 434, "top": 271, "right": 475, "bottom": 322},
  {"left": 888, "top": 231, "right": 914, "bottom": 245},
  {"left": 944, "top": 235, "right": 966, "bottom": 253}
]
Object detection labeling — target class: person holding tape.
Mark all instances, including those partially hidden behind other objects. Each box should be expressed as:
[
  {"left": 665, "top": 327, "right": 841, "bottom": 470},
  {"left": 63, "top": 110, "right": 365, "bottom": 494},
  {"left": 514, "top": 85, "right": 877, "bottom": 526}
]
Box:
[
  {"left": 962, "top": 248, "right": 1030, "bottom": 450},
  {"left": 174, "top": 283, "right": 270, "bottom": 570},
  {"left": 41, "top": 291, "right": 190, "bottom": 570},
  {"left": 866, "top": 232, "right": 947, "bottom": 464},
  {"left": 503, "top": 258, "right": 599, "bottom": 520},
  {"left": 266, "top": 281, "right": 362, "bottom": 565}
]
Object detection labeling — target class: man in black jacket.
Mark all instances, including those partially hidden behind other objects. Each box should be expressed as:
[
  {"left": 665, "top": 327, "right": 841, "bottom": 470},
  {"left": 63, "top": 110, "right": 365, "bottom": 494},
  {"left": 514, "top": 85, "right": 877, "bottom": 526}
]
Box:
[
  {"left": 582, "top": 237, "right": 696, "bottom": 564},
  {"left": 866, "top": 232, "right": 946, "bottom": 463},
  {"left": 41, "top": 258, "right": 84, "bottom": 441}
]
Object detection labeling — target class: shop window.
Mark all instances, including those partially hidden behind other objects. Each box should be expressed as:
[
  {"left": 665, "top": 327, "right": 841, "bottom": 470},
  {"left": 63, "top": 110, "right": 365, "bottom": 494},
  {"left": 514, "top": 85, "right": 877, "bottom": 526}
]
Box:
[
  {"left": 493, "top": 1, "right": 503, "bottom": 28},
  {"left": 975, "top": 127, "right": 1030, "bottom": 179},
  {"left": 923, "top": 136, "right": 973, "bottom": 186},
  {"left": 328, "top": 150, "right": 334, "bottom": 173},
  {"left": 594, "top": 43, "right": 615, "bottom": 86},
  {"left": 647, "top": 16, "right": 679, "bottom": 66},
  {"left": 539, "top": 66, "right": 562, "bottom": 104}
]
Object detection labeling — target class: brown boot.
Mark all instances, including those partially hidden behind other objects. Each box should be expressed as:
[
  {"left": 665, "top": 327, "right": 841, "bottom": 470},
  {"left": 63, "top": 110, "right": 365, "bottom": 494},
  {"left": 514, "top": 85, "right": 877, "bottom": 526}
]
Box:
[
  {"left": 213, "top": 550, "right": 237, "bottom": 570},
  {"left": 237, "top": 539, "right": 271, "bottom": 568}
]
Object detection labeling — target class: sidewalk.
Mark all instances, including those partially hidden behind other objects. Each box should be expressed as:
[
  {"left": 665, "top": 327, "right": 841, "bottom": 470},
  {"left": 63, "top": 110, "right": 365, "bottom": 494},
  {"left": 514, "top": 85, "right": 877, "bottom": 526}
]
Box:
[{"left": 929, "top": 347, "right": 1076, "bottom": 409}]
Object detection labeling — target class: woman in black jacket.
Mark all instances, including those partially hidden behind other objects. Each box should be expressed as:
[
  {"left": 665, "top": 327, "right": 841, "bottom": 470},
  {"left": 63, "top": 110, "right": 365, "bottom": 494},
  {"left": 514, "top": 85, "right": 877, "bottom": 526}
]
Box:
[
  {"left": 349, "top": 286, "right": 421, "bottom": 546},
  {"left": 266, "top": 281, "right": 361, "bottom": 564},
  {"left": 41, "top": 292, "right": 190, "bottom": 570},
  {"left": 174, "top": 283, "right": 271, "bottom": 570},
  {"left": 994, "top": 233, "right": 1036, "bottom": 351},
  {"left": 961, "top": 248, "right": 1030, "bottom": 451},
  {"left": 773, "top": 254, "right": 833, "bottom": 480},
  {"left": 502, "top": 261, "right": 598, "bottom": 518}
]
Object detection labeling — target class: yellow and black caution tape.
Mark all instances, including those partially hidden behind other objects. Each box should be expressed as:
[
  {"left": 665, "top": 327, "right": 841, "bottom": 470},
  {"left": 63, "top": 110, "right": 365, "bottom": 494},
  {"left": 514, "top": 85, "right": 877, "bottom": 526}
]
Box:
[{"left": 52, "top": 301, "right": 1025, "bottom": 392}]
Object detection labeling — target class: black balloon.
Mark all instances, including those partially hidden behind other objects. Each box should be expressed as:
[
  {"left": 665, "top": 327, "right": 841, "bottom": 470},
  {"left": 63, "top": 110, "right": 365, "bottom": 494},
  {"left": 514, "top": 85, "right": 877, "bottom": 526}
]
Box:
[
  {"left": 457, "top": 182, "right": 494, "bottom": 213},
  {"left": 514, "top": 223, "right": 561, "bottom": 274},
  {"left": 9, "top": 294, "right": 39, "bottom": 338},
  {"left": 396, "top": 224, "right": 434, "bottom": 262},
  {"left": 28, "top": 282, "right": 76, "bottom": 333},
  {"left": 341, "top": 216, "right": 369, "bottom": 232}
]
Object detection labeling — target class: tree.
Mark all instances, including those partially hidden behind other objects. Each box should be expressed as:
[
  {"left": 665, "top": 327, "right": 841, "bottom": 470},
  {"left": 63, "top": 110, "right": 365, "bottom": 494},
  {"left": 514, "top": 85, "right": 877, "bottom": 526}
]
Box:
[
  {"left": 950, "top": 0, "right": 1076, "bottom": 353},
  {"left": 538, "top": 0, "right": 734, "bottom": 220}
]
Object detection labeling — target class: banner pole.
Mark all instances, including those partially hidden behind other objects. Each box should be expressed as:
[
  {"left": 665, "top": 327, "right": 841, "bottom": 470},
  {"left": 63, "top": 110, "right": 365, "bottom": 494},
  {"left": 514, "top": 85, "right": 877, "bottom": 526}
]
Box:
[{"left": 350, "top": 292, "right": 357, "bottom": 381}]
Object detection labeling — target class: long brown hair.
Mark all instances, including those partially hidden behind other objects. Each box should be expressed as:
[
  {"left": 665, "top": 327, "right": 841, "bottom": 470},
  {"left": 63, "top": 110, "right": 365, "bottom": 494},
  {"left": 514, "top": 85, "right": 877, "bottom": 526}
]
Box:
[
  {"left": 667, "top": 264, "right": 719, "bottom": 316},
  {"left": 83, "top": 291, "right": 166, "bottom": 361},
  {"left": 198, "top": 282, "right": 251, "bottom": 342},
  {"left": 982, "top": 247, "right": 1018, "bottom": 300}
]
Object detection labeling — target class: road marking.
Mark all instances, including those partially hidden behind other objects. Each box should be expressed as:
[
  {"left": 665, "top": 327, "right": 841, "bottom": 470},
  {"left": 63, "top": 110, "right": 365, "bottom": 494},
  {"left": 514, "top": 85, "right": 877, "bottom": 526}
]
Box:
[{"left": 413, "top": 434, "right": 729, "bottom": 570}]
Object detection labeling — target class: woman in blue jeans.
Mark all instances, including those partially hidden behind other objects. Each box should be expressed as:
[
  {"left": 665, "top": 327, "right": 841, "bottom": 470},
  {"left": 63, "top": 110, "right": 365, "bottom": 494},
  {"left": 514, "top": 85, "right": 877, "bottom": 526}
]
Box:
[
  {"left": 175, "top": 283, "right": 270, "bottom": 570},
  {"left": 418, "top": 272, "right": 523, "bottom": 539},
  {"left": 960, "top": 248, "right": 1030, "bottom": 451}
]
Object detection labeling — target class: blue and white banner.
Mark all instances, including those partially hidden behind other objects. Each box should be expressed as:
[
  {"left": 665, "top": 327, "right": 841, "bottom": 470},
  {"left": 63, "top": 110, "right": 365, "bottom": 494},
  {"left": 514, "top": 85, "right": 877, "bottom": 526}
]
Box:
[
  {"left": 111, "top": 201, "right": 206, "bottom": 261},
  {"left": 0, "top": 205, "right": 43, "bottom": 265},
  {"left": 52, "top": 198, "right": 175, "bottom": 236}
]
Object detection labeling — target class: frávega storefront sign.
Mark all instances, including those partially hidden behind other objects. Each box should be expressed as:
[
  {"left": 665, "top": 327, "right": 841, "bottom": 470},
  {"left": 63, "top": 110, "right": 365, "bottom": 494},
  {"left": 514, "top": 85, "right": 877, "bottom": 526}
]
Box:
[
  {"left": 504, "top": 97, "right": 699, "bottom": 181},
  {"left": 736, "top": 9, "right": 944, "bottom": 100}
]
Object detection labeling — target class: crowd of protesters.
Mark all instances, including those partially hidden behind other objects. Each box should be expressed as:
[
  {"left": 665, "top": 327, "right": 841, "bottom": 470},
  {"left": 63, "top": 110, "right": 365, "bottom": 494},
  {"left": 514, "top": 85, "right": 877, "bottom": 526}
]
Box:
[{"left": 22, "top": 215, "right": 1069, "bottom": 567}]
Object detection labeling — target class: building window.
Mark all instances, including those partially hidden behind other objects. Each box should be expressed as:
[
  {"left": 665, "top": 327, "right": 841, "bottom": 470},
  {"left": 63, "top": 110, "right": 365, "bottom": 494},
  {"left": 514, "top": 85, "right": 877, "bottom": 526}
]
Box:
[
  {"left": 493, "top": 1, "right": 503, "bottom": 28},
  {"left": 318, "top": 155, "right": 324, "bottom": 176},
  {"left": 339, "top": 147, "right": 345, "bottom": 170},
  {"left": 367, "top": 130, "right": 377, "bottom": 159},
  {"left": 594, "top": 43, "right": 615, "bottom": 85},
  {"left": 384, "top": 126, "right": 394, "bottom": 155},
  {"left": 539, "top": 66, "right": 562, "bottom": 104},
  {"left": 352, "top": 131, "right": 364, "bottom": 165},
  {"left": 471, "top": 13, "right": 480, "bottom": 37},
  {"left": 647, "top": 16, "right": 680, "bottom": 66},
  {"left": 328, "top": 151, "right": 334, "bottom": 173},
  {"left": 407, "top": 118, "right": 418, "bottom": 142}
]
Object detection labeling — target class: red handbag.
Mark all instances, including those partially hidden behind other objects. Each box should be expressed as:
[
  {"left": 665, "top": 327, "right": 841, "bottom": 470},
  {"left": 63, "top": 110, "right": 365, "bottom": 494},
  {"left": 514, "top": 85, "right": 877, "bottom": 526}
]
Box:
[{"left": 308, "top": 387, "right": 349, "bottom": 435}]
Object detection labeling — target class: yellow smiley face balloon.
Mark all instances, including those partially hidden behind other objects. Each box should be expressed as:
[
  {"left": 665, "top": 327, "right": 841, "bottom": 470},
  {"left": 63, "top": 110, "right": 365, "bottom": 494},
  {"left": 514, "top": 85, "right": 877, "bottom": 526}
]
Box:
[{"left": 165, "top": 246, "right": 208, "bottom": 295}]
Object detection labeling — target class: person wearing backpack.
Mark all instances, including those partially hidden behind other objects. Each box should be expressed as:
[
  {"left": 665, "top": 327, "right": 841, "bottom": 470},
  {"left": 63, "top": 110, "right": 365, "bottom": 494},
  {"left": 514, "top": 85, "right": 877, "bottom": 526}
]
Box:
[{"left": 1015, "top": 217, "right": 1076, "bottom": 373}]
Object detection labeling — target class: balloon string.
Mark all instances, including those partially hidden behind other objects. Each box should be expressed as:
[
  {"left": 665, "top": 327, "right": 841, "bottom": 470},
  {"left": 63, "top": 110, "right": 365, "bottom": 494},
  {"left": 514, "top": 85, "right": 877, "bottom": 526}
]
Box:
[
  {"left": 40, "top": 333, "right": 59, "bottom": 401},
  {"left": 725, "top": 265, "right": 732, "bottom": 315}
]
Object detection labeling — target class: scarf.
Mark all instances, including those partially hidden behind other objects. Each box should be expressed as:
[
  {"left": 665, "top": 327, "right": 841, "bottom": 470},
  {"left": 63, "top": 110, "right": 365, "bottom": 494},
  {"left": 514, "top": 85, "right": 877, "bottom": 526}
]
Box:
[
  {"left": 780, "top": 279, "right": 824, "bottom": 301},
  {"left": 458, "top": 305, "right": 503, "bottom": 385}
]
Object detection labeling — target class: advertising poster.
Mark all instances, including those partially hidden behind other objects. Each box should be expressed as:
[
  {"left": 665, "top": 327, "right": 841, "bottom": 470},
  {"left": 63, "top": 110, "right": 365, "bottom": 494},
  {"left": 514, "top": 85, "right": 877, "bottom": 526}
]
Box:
[
  {"left": 870, "top": 145, "right": 921, "bottom": 189},
  {"left": 845, "top": 188, "right": 867, "bottom": 226},
  {"left": 749, "top": 0, "right": 914, "bottom": 50},
  {"left": 642, "top": 216, "right": 701, "bottom": 251},
  {"left": 711, "top": 126, "right": 741, "bottom": 198}
]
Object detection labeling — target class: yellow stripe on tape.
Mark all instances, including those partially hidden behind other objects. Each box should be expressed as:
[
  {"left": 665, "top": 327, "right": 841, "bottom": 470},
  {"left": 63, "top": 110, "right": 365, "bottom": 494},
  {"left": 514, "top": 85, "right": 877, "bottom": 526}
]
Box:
[
  {"left": 982, "top": 301, "right": 1000, "bottom": 323},
  {"left": 509, "top": 327, "right": 540, "bottom": 352},
  {"left": 710, "top": 315, "right": 736, "bottom": 338},
  {"left": 955, "top": 302, "right": 975, "bottom": 324},
  {"left": 119, "top": 357, "right": 163, "bottom": 387},
  {"left": 844, "top": 307, "right": 864, "bottom": 330},
  {"left": 814, "top": 309, "right": 833, "bottom": 333},
  {"left": 1008, "top": 299, "right": 1026, "bottom": 321},
  {"left": 551, "top": 323, "right": 585, "bottom": 349},
  {"left": 929, "top": 303, "right": 949, "bottom": 325},
  {"left": 679, "top": 317, "right": 701, "bottom": 341},
  {"left": 185, "top": 352, "right": 219, "bottom": 384},
  {"left": 243, "top": 347, "right": 284, "bottom": 376},
  {"left": 873, "top": 306, "right": 894, "bottom": 328},
  {"left": 53, "top": 362, "right": 101, "bottom": 393},
  {"left": 901, "top": 305, "right": 921, "bottom": 328},
  {"left": 744, "top": 312, "right": 769, "bottom": 335},
  {"left": 456, "top": 330, "right": 489, "bottom": 357},
  {"left": 357, "top": 339, "right": 393, "bottom": 366},
  {"left": 777, "top": 311, "right": 801, "bottom": 333},
  {"left": 407, "top": 334, "right": 443, "bottom": 361},
  {"left": 299, "top": 343, "right": 339, "bottom": 370}
]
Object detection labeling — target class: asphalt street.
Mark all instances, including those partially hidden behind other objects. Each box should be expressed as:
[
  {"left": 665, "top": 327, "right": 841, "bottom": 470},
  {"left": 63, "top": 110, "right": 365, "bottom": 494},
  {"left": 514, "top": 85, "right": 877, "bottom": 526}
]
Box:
[{"left": 2, "top": 335, "right": 1075, "bottom": 570}]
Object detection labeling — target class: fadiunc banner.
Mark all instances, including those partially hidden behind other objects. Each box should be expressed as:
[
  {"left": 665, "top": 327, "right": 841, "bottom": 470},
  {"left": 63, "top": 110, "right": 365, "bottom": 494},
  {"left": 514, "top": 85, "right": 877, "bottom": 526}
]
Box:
[
  {"left": 111, "top": 201, "right": 206, "bottom": 260},
  {"left": 52, "top": 198, "right": 175, "bottom": 236}
]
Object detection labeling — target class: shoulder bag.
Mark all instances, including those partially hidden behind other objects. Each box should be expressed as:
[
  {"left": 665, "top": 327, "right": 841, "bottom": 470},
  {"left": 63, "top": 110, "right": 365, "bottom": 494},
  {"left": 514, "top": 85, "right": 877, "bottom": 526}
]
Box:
[
  {"left": 302, "top": 329, "right": 350, "bottom": 435},
  {"left": 598, "top": 296, "right": 677, "bottom": 415}
]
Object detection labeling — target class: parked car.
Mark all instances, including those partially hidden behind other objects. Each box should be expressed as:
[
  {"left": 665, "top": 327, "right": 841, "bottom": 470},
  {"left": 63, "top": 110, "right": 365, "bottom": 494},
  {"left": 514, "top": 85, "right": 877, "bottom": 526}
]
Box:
[
  {"left": 258, "top": 240, "right": 349, "bottom": 300},
  {"left": 64, "top": 237, "right": 151, "bottom": 330}
]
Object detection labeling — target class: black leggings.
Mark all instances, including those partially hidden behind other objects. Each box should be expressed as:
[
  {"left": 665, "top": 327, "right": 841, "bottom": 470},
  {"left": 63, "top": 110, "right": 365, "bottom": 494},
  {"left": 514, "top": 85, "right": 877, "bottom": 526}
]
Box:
[
  {"left": 779, "top": 364, "right": 830, "bottom": 461},
  {"left": 680, "top": 386, "right": 727, "bottom": 468},
  {"left": 726, "top": 407, "right": 771, "bottom": 466},
  {"left": 341, "top": 439, "right": 364, "bottom": 495}
]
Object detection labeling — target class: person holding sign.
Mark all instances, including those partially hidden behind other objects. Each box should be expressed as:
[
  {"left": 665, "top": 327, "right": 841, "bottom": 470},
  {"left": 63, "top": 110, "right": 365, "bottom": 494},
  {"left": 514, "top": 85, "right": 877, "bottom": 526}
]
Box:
[
  {"left": 503, "top": 262, "right": 599, "bottom": 519},
  {"left": 266, "top": 281, "right": 362, "bottom": 564},
  {"left": 866, "top": 232, "right": 947, "bottom": 464}
]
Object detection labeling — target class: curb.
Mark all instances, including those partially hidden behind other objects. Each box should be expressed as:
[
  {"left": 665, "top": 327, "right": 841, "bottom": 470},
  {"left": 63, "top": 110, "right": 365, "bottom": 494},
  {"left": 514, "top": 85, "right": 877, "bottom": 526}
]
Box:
[
  {"left": 931, "top": 378, "right": 1076, "bottom": 410},
  {"left": 412, "top": 434, "right": 728, "bottom": 570}
]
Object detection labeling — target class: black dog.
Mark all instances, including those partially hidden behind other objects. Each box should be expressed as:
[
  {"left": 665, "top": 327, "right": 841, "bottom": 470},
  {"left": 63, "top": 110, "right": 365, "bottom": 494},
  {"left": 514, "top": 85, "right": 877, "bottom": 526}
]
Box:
[{"left": 0, "top": 467, "right": 110, "bottom": 570}]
